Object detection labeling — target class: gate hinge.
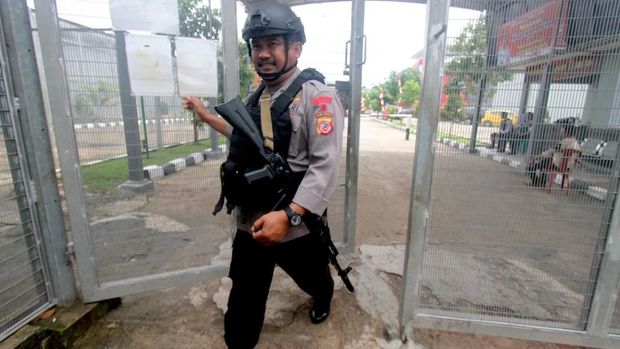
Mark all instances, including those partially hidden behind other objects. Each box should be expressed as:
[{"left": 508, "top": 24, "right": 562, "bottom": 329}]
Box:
[
  {"left": 29, "top": 180, "right": 38, "bottom": 203},
  {"left": 65, "top": 241, "right": 75, "bottom": 265}
]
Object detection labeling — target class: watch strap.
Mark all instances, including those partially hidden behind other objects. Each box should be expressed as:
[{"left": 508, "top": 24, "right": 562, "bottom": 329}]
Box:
[{"left": 283, "top": 206, "right": 301, "bottom": 225}]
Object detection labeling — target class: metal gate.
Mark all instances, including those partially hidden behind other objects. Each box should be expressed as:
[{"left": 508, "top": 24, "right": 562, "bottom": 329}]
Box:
[
  {"left": 32, "top": 0, "right": 355, "bottom": 302},
  {"left": 401, "top": 0, "right": 620, "bottom": 348},
  {"left": 0, "top": 16, "right": 53, "bottom": 342},
  {"left": 33, "top": 0, "right": 235, "bottom": 301}
]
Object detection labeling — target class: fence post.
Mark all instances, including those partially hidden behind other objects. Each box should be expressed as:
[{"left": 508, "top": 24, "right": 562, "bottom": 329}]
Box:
[
  {"left": 399, "top": 0, "right": 450, "bottom": 340},
  {"left": 207, "top": 97, "right": 220, "bottom": 154},
  {"left": 114, "top": 31, "right": 153, "bottom": 193},
  {"left": 584, "top": 137, "right": 620, "bottom": 335},
  {"left": 342, "top": 0, "right": 365, "bottom": 253},
  {"left": 3, "top": 0, "right": 77, "bottom": 305},
  {"left": 221, "top": 1, "right": 239, "bottom": 101}
]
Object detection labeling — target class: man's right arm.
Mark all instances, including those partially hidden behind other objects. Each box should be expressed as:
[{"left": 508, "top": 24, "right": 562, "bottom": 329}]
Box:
[{"left": 182, "top": 96, "right": 232, "bottom": 137}]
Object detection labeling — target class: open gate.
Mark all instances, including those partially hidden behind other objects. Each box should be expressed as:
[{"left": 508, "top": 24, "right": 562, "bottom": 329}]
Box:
[
  {"left": 31, "top": 0, "right": 359, "bottom": 303},
  {"left": 400, "top": 1, "right": 620, "bottom": 348}
]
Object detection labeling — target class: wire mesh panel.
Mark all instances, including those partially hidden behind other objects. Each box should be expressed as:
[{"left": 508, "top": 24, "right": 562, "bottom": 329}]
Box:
[
  {"left": 612, "top": 288, "right": 620, "bottom": 334},
  {"left": 38, "top": 0, "right": 233, "bottom": 293},
  {"left": 39, "top": 0, "right": 352, "bottom": 298},
  {"left": 0, "top": 41, "right": 51, "bottom": 341},
  {"left": 59, "top": 19, "right": 212, "bottom": 165},
  {"left": 413, "top": 0, "right": 620, "bottom": 340}
]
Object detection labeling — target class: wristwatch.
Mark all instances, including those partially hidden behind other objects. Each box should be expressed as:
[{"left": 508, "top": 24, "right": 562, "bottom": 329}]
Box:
[{"left": 283, "top": 206, "right": 303, "bottom": 227}]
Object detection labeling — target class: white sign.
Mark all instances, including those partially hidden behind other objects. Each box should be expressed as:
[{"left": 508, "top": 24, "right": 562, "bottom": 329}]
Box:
[
  {"left": 110, "top": 0, "right": 179, "bottom": 35},
  {"left": 125, "top": 34, "right": 175, "bottom": 95},
  {"left": 176, "top": 37, "right": 219, "bottom": 98}
]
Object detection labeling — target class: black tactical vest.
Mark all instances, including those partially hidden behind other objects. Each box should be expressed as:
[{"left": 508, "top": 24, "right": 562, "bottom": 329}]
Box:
[{"left": 213, "top": 68, "right": 325, "bottom": 215}]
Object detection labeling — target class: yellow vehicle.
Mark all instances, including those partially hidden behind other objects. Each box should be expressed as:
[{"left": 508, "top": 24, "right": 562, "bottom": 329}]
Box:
[{"left": 480, "top": 110, "right": 518, "bottom": 127}]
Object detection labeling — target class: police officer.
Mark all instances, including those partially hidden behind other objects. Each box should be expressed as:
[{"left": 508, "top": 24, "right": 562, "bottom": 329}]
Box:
[{"left": 182, "top": 2, "right": 344, "bottom": 348}]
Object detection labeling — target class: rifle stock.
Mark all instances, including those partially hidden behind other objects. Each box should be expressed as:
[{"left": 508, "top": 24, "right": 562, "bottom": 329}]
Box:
[{"left": 214, "top": 96, "right": 269, "bottom": 161}]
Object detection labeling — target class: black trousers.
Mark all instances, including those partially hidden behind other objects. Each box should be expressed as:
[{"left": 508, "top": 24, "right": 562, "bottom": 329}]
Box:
[
  {"left": 526, "top": 157, "right": 555, "bottom": 186},
  {"left": 224, "top": 230, "right": 333, "bottom": 349}
]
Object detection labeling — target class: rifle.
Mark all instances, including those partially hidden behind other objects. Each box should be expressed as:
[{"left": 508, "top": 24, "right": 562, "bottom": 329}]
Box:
[
  {"left": 215, "top": 96, "right": 290, "bottom": 187},
  {"left": 303, "top": 214, "right": 355, "bottom": 292},
  {"left": 215, "top": 97, "right": 355, "bottom": 292}
]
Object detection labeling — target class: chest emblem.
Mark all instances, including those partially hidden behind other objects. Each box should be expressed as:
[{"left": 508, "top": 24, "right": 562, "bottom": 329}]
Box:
[{"left": 289, "top": 96, "right": 302, "bottom": 113}]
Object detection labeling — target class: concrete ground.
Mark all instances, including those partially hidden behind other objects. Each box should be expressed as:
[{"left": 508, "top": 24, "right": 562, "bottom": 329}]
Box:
[{"left": 9, "top": 117, "right": 607, "bottom": 349}]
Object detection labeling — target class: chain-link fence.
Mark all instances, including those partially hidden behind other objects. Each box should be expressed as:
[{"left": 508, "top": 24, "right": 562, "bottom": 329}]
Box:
[{"left": 403, "top": 0, "right": 620, "bottom": 347}]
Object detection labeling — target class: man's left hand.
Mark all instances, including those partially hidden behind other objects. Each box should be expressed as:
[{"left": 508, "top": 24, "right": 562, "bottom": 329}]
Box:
[{"left": 251, "top": 210, "right": 289, "bottom": 245}]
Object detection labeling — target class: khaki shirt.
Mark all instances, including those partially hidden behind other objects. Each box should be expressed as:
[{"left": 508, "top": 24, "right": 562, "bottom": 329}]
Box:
[{"left": 224, "top": 68, "right": 345, "bottom": 242}]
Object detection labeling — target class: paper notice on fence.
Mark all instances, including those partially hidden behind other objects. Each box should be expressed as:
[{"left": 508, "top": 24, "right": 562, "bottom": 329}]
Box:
[
  {"left": 110, "top": 0, "right": 179, "bottom": 35},
  {"left": 176, "top": 37, "right": 218, "bottom": 98},
  {"left": 125, "top": 34, "right": 175, "bottom": 96}
]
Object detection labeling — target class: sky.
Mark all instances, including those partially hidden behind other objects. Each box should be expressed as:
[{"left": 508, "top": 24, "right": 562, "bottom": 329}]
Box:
[{"left": 47, "top": 0, "right": 481, "bottom": 88}]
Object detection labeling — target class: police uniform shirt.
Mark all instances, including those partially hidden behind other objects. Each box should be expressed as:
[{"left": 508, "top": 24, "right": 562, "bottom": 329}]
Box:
[{"left": 225, "top": 68, "right": 345, "bottom": 242}]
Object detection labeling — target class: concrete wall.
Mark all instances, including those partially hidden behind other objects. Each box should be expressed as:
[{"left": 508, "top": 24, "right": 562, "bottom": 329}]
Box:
[
  {"left": 489, "top": 73, "right": 589, "bottom": 123},
  {"left": 583, "top": 54, "right": 620, "bottom": 128}
]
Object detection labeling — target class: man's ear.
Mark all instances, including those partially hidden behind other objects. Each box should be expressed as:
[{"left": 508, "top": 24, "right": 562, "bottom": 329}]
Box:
[{"left": 292, "top": 42, "right": 302, "bottom": 59}]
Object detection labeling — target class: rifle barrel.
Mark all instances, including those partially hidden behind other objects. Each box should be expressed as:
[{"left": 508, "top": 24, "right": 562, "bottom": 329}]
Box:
[{"left": 304, "top": 214, "right": 355, "bottom": 293}]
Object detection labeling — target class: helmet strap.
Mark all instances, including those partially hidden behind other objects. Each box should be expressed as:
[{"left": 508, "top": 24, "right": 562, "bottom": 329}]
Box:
[{"left": 256, "top": 37, "right": 297, "bottom": 82}]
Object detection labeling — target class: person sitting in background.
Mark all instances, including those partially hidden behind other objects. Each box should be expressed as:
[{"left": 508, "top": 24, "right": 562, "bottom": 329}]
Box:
[
  {"left": 489, "top": 112, "right": 513, "bottom": 152},
  {"left": 526, "top": 123, "right": 581, "bottom": 187},
  {"left": 506, "top": 112, "right": 533, "bottom": 154}
]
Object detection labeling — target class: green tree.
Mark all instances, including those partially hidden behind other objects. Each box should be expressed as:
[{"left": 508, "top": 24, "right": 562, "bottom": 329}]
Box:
[
  {"left": 399, "top": 68, "right": 421, "bottom": 108},
  {"left": 383, "top": 71, "right": 400, "bottom": 106},
  {"left": 363, "top": 85, "right": 383, "bottom": 113},
  {"left": 178, "top": 0, "right": 221, "bottom": 39},
  {"left": 74, "top": 80, "right": 118, "bottom": 121},
  {"left": 375, "top": 68, "right": 422, "bottom": 111},
  {"left": 444, "top": 14, "right": 512, "bottom": 113},
  {"left": 237, "top": 41, "right": 255, "bottom": 99}
]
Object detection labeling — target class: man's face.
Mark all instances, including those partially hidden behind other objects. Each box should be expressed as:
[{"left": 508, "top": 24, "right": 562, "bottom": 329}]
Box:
[{"left": 250, "top": 35, "right": 301, "bottom": 83}]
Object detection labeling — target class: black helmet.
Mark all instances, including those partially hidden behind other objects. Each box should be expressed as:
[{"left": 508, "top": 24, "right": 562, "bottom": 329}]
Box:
[{"left": 242, "top": 3, "right": 306, "bottom": 44}]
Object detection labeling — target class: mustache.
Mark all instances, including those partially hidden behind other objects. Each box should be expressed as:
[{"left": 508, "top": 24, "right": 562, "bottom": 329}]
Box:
[{"left": 257, "top": 60, "right": 276, "bottom": 67}]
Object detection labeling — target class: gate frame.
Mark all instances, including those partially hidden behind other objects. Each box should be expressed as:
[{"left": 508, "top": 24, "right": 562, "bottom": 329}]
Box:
[
  {"left": 33, "top": 0, "right": 234, "bottom": 302},
  {"left": 399, "top": 1, "right": 620, "bottom": 348},
  {"left": 0, "top": 0, "right": 76, "bottom": 305},
  {"left": 34, "top": 0, "right": 362, "bottom": 302},
  {"left": 0, "top": 0, "right": 77, "bottom": 340}
]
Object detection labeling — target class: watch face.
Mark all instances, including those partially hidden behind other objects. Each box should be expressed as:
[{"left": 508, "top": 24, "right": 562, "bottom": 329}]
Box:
[{"left": 291, "top": 214, "right": 302, "bottom": 226}]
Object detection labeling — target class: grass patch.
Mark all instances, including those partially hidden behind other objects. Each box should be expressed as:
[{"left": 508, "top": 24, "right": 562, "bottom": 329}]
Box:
[
  {"left": 81, "top": 139, "right": 221, "bottom": 194},
  {"left": 438, "top": 131, "right": 490, "bottom": 147},
  {"left": 437, "top": 131, "right": 472, "bottom": 144}
]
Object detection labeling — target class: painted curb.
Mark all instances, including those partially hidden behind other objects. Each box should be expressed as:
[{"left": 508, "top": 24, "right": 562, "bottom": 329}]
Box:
[
  {"left": 142, "top": 144, "right": 226, "bottom": 181},
  {"left": 74, "top": 118, "right": 186, "bottom": 130}
]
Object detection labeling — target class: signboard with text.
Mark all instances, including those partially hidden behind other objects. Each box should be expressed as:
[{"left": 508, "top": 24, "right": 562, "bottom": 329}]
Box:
[
  {"left": 525, "top": 54, "right": 601, "bottom": 83},
  {"left": 496, "top": 0, "right": 568, "bottom": 66}
]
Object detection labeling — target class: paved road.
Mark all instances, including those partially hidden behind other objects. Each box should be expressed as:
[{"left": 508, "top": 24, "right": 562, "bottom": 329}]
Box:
[
  {"left": 69, "top": 117, "right": 604, "bottom": 348},
  {"left": 3, "top": 117, "right": 612, "bottom": 348}
]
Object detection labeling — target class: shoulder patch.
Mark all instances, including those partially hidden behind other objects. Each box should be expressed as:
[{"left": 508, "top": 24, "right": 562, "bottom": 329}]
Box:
[
  {"left": 312, "top": 95, "right": 333, "bottom": 112},
  {"left": 316, "top": 111, "right": 334, "bottom": 135}
]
